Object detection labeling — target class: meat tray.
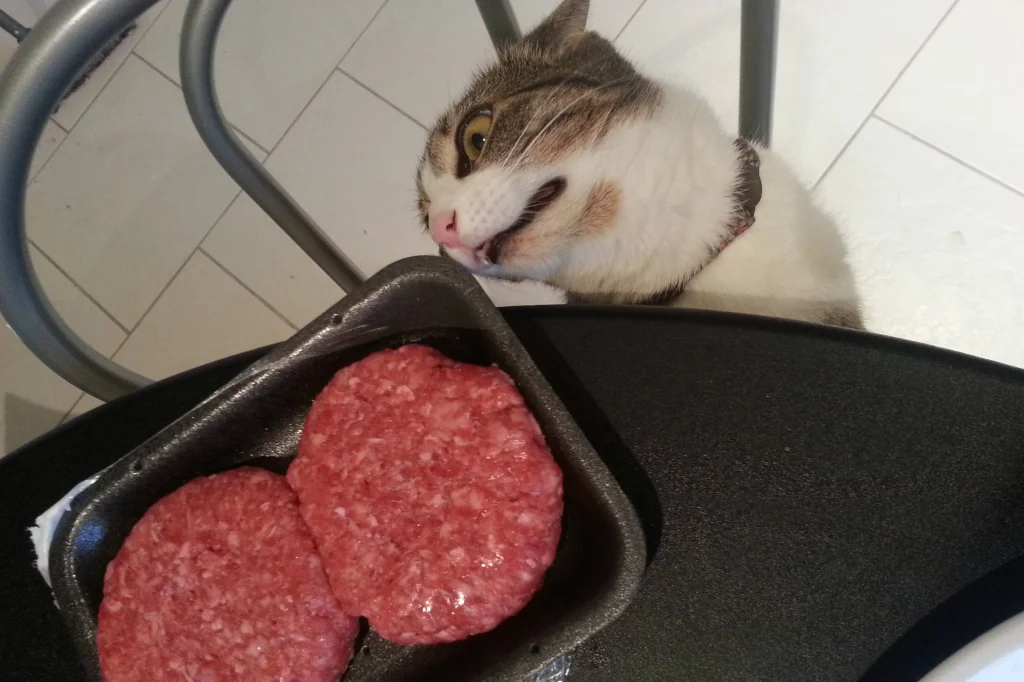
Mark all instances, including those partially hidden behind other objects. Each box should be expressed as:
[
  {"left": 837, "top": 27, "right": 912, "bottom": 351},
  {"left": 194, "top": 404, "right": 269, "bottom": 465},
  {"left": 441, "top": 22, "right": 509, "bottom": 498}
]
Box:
[{"left": 49, "top": 255, "right": 646, "bottom": 681}]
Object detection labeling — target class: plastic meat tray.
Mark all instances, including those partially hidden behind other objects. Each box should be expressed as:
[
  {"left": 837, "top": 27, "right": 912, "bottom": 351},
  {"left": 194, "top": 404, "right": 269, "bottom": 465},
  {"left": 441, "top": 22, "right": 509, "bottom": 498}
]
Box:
[{"left": 50, "top": 256, "right": 646, "bottom": 681}]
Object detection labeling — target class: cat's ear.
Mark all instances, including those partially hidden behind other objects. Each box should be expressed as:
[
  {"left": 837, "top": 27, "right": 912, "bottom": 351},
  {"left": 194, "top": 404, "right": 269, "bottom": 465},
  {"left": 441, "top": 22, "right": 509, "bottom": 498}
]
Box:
[{"left": 520, "top": 0, "right": 589, "bottom": 53}]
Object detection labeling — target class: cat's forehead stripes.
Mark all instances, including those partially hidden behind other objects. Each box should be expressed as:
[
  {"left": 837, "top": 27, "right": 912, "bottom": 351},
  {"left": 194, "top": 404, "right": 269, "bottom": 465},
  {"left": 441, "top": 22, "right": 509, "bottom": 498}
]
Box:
[
  {"left": 425, "top": 82, "right": 656, "bottom": 174},
  {"left": 421, "top": 32, "right": 658, "bottom": 180}
]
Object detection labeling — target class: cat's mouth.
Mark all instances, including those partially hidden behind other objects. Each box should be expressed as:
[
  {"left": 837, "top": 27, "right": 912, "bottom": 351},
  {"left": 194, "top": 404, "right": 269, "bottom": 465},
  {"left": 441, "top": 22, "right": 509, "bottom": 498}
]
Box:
[{"left": 482, "top": 178, "right": 566, "bottom": 264}]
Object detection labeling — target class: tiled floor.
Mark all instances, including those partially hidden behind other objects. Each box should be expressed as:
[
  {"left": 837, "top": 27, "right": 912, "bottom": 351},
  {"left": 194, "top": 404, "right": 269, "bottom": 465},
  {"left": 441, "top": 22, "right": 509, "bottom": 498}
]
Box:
[{"left": 2, "top": 0, "right": 1022, "bottom": 454}]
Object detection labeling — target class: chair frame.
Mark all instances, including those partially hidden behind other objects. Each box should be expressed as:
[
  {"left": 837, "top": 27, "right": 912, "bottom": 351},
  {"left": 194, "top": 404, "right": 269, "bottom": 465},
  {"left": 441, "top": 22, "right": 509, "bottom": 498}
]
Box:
[{"left": 0, "top": 0, "right": 777, "bottom": 400}]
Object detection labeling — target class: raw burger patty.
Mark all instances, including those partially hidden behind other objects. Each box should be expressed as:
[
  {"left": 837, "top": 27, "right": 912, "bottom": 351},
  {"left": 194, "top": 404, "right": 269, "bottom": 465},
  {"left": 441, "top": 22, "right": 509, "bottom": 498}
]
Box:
[
  {"left": 97, "top": 467, "right": 358, "bottom": 682},
  {"left": 287, "top": 344, "right": 563, "bottom": 645}
]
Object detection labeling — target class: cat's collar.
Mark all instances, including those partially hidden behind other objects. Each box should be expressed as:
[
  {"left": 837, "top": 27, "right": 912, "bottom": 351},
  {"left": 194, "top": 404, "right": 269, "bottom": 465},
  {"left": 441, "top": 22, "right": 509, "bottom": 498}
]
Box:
[{"left": 634, "top": 138, "right": 762, "bottom": 306}]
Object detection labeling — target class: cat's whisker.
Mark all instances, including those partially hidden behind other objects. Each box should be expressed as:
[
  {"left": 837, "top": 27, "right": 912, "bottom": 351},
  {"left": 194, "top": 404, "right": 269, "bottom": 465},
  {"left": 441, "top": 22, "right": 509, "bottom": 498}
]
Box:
[
  {"left": 499, "top": 75, "right": 577, "bottom": 168},
  {"left": 509, "top": 76, "right": 639, "bottom": 173}
]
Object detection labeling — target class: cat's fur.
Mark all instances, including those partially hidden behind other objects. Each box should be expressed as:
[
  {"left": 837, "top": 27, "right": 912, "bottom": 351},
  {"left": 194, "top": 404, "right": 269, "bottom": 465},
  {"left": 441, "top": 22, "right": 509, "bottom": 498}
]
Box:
[{"left": 416, "top": 0, "right": 863, "bottom": 328}]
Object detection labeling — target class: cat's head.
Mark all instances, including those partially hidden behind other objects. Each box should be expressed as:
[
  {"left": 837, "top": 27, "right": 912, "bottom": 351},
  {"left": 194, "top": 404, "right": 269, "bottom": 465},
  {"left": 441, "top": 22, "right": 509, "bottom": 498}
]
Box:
[{"left": 416, "top": 0, "right": 657, "bottom": 284}]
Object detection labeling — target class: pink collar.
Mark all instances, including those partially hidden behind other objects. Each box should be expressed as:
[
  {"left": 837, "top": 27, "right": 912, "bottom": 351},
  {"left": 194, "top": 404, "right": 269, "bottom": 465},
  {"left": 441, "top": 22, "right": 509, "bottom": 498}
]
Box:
[{"left": 632, "top": 139, "right": 762, "bottom": 306}]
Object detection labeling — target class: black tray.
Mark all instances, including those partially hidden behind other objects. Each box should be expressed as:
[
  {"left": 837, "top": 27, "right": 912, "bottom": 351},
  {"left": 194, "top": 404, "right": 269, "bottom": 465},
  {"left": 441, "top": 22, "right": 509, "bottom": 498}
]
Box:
[{"left": 49, "top": 256, "right": 646, "bottom": 681}]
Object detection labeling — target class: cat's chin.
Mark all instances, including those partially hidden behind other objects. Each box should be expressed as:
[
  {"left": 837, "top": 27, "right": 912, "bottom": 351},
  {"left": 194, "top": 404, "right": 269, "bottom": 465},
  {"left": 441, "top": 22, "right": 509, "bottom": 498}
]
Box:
[
  {"left": 441, "top": 241, "right": 561, "bottom": 284},
  {"left": 444, "top": 253, "right": 534, "bottom": 284},
  {"left": 441, "top": 247, "right": 501, "bottom": 277}
]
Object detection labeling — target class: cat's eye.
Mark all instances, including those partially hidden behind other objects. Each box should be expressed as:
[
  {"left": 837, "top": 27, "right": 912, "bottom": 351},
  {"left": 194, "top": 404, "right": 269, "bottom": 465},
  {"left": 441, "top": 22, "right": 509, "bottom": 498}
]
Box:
[{"left": 460, "top": 111, "right": 492, "bottom": 163}]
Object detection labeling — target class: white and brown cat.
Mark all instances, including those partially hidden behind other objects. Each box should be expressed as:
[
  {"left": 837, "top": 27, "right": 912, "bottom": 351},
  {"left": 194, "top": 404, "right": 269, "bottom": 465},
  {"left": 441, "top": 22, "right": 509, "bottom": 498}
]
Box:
[{"left": 416, "top": 0, "right": 862, "bottom": 328}]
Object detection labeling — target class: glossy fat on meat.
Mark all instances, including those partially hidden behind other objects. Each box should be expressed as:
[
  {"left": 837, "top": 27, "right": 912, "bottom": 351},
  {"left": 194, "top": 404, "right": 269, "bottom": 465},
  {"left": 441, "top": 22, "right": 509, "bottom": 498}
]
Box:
[
  {"left": 288, "top": 344, "right": 563, "bottom": 645},
  {"left": 97, "top": 467, "right": 358, "bottom": 682}
]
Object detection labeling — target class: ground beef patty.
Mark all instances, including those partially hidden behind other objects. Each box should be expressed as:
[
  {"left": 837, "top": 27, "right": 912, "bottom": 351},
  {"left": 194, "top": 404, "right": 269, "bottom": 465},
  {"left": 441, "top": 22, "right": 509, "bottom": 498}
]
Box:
[
  {"left": 288, "top": 344, "right": 563, "bottom": 645},
  {"left": 97, "top": 467, "right": 358, "bottom": 682}
]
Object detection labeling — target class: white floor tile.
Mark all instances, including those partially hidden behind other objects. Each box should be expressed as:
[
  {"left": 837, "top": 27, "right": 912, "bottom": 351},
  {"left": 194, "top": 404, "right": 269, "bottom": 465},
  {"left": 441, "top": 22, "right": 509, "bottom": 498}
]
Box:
[
  {"left": 341, "top": 0, "right": 644, "bottom": 127},
  {"left": 878, "top": 0, "right": 1024, "bottom": 195},
  {"left": 201, "top": 197, "right": 343, "bottom": 329},
  {"left": 28, "top": 56, "right": 263, "bottom": 329},
  {"left": 0, "top": 30, "right": 17, "bottom": 74},
  {"left": 113, "top": 251, "right": 293, "bottom": 381},
  {"left": 135, "top": 0, "right": 386, "bottom": 150},
  {"left": 28, "top": 245, "right": 127, "bottom": 356},
  {"left": 1, "top": 246, "right": 125, "bottom": 454},
  {"left": 49, "top": 1, "right": 167, "bottom": 130},
  {"left": 616, "top": 0, "right": 955, "bottom": 185},
  {"left": 30, "top": 120, "right": 65, "bottom": 179},
  {"left": 202, "top": 71, "right": 436, "bottom": 328},
  {"left": 817, "top": 118, "right": 1024, "bottom": 369}
]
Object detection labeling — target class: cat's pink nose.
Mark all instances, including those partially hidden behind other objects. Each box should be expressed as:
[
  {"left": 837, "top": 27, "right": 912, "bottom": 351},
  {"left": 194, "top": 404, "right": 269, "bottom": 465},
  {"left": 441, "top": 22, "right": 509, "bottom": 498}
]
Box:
[{"left": 429, "top": 210, "right": 464, "bottom": 248}]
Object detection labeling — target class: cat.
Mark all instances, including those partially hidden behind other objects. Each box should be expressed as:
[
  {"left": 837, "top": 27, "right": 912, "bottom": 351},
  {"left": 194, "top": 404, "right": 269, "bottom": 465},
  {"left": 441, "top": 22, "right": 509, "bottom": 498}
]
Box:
[{"left": 415, "top": 0, "right": 863, "bottom": 329}]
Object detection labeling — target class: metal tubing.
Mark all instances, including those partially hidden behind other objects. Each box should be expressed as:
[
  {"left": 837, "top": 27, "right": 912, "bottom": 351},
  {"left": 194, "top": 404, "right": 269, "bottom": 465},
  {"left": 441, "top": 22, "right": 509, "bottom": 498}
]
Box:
[
  {"left": 0, "top": 8, "right": 29, "bottom": 42},
  {"left": 475, "top": 0, "right": 521, "bottom": 50},
  {"left": 739, "top": 0, "right": 778, "bottom": 147},
  {"left": 179, "top": 0, "right": 365, "bottom": 294},
  {"left": 0, "top": 0, "right": 155, "bottom": 400}
]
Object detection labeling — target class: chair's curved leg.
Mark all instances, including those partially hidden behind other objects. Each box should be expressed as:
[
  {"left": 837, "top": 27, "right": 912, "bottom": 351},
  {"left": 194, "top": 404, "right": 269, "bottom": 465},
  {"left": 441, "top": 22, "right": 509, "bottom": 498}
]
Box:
[
  {"left": 739, "top": 0, "right": 779, "bottom": 147},
  {"left": 0, "top": 0, "right": 157, "bottom": 400},
  {"left": 476, "top": 0, "right": 521, "bottom": 50},
  {"left": 180, "top": 0, "right": 365, "bottom": 294}
]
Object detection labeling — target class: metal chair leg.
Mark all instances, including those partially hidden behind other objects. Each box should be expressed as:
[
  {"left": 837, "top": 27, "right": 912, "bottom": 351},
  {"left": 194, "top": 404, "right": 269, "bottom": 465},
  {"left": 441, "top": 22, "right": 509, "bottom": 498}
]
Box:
[
  {"left": 739, "top": 0, "right": 779, "bottom": 147},
  {"left": 0, "top": 0, "right": 368, "bottom": 400},
  {"left": 475, "top": 0, "right": 521, "bottom": 50},
  {"left": 180, "top": 0, "right": 364, "bottom": 295},
  {"left": 0, "top": 0, "right": 157, "bottom": 400},
  {"left": 0, "top": 8, "right": 29, "bottom": 42},
  {"left": 0, "top": 0, "right": 780, "bottom": 402}
]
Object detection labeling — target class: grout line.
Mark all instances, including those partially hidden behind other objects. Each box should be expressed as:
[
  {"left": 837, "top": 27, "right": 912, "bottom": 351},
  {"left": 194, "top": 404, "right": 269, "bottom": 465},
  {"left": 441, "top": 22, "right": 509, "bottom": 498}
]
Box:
[
  {"left": 262, "top": 64, "right": 341, "bottom": 158},
  {"left": 138, "top": 6, "right": 394, "bottom": 333},
  {"left": 27, "top": 56, "right": 135, "bottom": 182},
  {"left": 121, "top": 246, "right": 196, "bottom": 334},
  {"left": 232, "top": 126, "right": 271, "bottom": 159},
  {"left": 112, "top": 58, "right": 340, "bottom": 342},
  {"left": 61, "top": 393, "right": 89, "bottom": 424},
  {"left": 337, "top": 68, "right": 428, "bottom": 132},
  {"left": 28, "top": 50, "right": 193, "bottom": 337},
  {"left": 122, "top": 183, "right": 248, "bottom": 337},
  {"left": 131, "top": 51, "right": 272, "bottom": 158},
  {"left": 199, "top": 247, "right": 299, "bottom": 331},
  {"left": 69, "top": 233, "right": 207, "bottom": 424},
  {"left": 40, "top": 1, "right": 177, "bottom": 426},
  {"left": 336, "top": 0, "right": 391, "bottom": 69},
  {"left": 614, "top": 0, "right": 649, "bottom": 42},
  {"left": 59, "top": 310, "right": 138, "bottom": 421},
  {"left": 51, "top": 0, "right": 172, "bottom": 132},
  {"left": 132, "top": 0, "right": 173, "bottom": 46},
  {"left": 48, "top": 117, "right": 69, "bottom": 134},
  {"left": 26, "top": 239, "right": 131, "bottom": 335},
  {"left": 130, "top": 49, "right": 178, "bottom": 88},
  {"left": 30, "top": 0, "right": 173, "bottom": 179},
  {"left": 30, "top": 0, "right": 247, "bottom": 425},
  {"left": 29, "top": 48, "right": 262, "bottom": 384},
  {"left": 812, "top": 0, "right": 961, "bottom": 189},
  {"left": 874, "top": 115, "right": 1024, "bottom": 201}
]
